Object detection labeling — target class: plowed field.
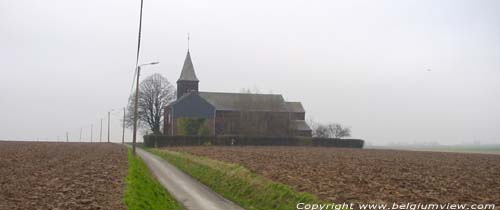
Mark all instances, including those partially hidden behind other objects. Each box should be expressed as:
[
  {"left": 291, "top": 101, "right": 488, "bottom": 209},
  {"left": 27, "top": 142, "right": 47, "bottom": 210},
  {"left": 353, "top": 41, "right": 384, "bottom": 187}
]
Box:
[
  {"left": 165, "top": 146, "right": 500, "bottom": 205},
  {"left": 0, "top": 141, "right": 127, "bottom": 210}
]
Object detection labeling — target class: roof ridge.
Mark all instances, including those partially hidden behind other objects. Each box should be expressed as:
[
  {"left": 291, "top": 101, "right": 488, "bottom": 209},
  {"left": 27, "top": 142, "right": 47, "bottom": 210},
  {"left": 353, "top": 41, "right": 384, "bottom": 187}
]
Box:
[{"left": 198, "top": 91, "right": 283, "bottom": 96}]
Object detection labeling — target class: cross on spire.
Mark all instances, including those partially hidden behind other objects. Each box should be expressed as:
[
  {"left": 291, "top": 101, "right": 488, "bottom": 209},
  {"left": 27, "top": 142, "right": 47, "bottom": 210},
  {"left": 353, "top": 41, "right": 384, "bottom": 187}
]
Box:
[{"left": 187, "top": 33, "right": 190, "bottom": 51}]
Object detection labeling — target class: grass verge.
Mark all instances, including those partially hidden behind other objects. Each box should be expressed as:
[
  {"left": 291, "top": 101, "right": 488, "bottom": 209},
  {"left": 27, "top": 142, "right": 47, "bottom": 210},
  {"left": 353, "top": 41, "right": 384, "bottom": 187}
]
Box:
[
  {"left": 146, "top": 147, "right": 324, "bottom": 210},
  {"left": 124, "top": 149, "right": 184, "bottom": 210}
]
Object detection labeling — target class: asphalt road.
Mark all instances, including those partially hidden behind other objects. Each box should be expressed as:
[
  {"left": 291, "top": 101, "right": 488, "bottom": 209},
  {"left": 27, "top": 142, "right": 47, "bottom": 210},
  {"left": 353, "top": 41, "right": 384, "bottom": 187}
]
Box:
[{"left": 133, "top": 146, "right": 245, "bottom": 210}]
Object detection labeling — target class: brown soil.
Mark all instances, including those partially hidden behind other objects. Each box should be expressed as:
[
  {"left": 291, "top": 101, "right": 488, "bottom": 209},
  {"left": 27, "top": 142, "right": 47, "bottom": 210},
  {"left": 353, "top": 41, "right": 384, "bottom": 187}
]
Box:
[
  {"left": 165, "top": 146, "right": 500, "bottom": 205},
  {"left": 0, "top": 141, "right": 127, "bottom": 210}
]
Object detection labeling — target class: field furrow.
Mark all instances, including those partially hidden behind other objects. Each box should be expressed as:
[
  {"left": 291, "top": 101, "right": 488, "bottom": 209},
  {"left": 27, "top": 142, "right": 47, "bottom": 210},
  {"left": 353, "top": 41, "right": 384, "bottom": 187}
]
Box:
[
  {"left": 0, "top": 142, "right": 127, "bottom": 210},
  {"left": 165, "top": 146, "right": 500, "bottom": 205}
]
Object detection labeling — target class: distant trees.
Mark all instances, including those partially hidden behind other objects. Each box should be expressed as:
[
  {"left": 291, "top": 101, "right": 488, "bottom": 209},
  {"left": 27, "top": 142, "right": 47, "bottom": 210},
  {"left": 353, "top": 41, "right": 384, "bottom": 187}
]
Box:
[
  {"left": 309, "top": 120, "right": 351, "bottom": 138},
  {"left": 125, "top": 73, "right": 176, "bottom": 134},
  {"left": 239, "top": 87, "right": 262, "bottom": 94}
]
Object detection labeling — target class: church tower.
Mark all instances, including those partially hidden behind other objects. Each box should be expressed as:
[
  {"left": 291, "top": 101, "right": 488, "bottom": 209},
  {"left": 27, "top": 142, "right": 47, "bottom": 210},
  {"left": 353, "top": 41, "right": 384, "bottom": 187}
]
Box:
[{"left": 177, "top": 50, "right": 199, "bottom": 99}]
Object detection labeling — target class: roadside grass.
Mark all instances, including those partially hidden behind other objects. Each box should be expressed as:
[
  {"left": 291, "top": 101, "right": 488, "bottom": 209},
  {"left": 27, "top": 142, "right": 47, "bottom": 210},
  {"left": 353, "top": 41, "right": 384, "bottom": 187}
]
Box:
[
  {"left": 124, "top": 149, "right": 184, "bottom": 210},
  {"left": 146, "top": 147, "right": 326, "bottom": 210}
]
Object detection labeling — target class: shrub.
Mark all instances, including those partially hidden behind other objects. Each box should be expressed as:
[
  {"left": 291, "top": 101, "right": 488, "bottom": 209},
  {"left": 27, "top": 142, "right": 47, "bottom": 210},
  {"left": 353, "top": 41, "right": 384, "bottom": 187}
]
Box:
[{"left": 176, "top": 118, "right": 209, "bottom": 136}]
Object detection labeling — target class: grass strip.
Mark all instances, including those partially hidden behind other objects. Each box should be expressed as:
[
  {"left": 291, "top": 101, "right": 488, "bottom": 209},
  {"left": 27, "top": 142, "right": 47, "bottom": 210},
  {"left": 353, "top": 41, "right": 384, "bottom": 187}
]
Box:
[
  {"left": 124, "top": 149, "right": 184, "bottom": 210},
  {"left": 147, "top": 148, "right": 324, "bottom": 210}
]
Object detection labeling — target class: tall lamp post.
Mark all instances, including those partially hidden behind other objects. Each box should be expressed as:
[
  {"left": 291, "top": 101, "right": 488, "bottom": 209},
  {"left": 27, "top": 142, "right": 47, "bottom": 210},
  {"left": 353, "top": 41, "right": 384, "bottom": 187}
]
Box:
[
  {"left": 108, "top": 109, "right": 113, "bottom": 143},
  {"left": 132, "top": 62, "right": 159, "bottom": 154},
  {"left": 90, "top": 124, "right": 93, "bottom": 142},
  {"left": 100, "top": 118, "right": 103, "bottom": 142},
  {"left": 122, "top": 107, "right": 126, "bottom": 144}
]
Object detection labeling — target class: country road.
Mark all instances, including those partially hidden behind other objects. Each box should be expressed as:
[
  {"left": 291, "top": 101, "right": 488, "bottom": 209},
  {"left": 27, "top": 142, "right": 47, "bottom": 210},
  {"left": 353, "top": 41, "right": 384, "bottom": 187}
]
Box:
[{"left": 131, "top": 146, "right": 245, "bottom": 210}]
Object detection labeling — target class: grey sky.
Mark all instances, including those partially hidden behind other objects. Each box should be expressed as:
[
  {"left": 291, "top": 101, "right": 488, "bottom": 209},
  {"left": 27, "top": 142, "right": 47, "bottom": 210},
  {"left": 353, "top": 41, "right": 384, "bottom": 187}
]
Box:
[{"left": 1, "top": 0, "right": 499, "bottom": 145}]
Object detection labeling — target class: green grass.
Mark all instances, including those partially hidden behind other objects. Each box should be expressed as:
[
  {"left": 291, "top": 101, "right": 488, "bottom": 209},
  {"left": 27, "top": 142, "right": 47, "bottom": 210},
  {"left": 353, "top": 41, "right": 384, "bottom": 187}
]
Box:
[
  {"left": 409, "top": 145, "right": 500, "bottom": 155},
  {"left": 367, "top": 145, "right": 500, "bottom": 155},
  {"left": 124, "top": 149, "right": 184, "bottom": 210},
  {"left": 147, "top": 148, "right": 325, "bottom": 210}
]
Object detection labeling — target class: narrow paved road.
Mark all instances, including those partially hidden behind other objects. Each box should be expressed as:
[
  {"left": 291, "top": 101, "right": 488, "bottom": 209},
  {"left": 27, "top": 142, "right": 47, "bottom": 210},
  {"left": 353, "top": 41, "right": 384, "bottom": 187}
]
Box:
[{"left": 133, "top": 146, "right": 245, "bottom": 210}]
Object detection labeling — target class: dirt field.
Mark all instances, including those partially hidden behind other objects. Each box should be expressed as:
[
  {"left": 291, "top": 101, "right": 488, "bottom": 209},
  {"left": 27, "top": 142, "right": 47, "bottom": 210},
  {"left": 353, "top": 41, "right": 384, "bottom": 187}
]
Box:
[
  {"left": 0, "top": 141, "right": 127, "bottom": 210},
  {"left": 165, "top": 146, "right": 500, "bottom": 205}
]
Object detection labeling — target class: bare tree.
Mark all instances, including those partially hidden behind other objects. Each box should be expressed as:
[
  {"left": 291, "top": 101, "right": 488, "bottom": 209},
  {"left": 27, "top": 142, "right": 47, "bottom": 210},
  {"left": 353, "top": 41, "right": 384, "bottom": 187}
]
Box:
[
  {"left": 307, "top": 118, "right": 319, "bottom": 136},
  {"left": 314, "top": 124, "right": 330, "bottom": 138},
  {"left": 126, "top": 73, "right": 176, "bottom": 134},
  {"left": 327, "top": 123, "right": 351, "bottom": 138},
  {"left": 239, "top": 87, "right": 261, "bottom": 94},
  {"left": 310, "top": 120, "right": 351, "bottom": 138}
]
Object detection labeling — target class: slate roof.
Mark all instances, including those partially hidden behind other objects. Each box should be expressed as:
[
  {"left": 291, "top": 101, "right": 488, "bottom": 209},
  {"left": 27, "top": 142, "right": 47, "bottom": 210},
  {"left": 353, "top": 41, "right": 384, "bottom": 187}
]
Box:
[
  {"left": 177, "top": 51, "right": 199, "bottom": 82},
  {"left": 290, "top": 120, "right": 312, "bottom": 131},
  {"left": 197, "top": 92, "right": 288, "bottom": 112},
  {"left": 285, "top": 102, "right": 305, "bottom": 113}
]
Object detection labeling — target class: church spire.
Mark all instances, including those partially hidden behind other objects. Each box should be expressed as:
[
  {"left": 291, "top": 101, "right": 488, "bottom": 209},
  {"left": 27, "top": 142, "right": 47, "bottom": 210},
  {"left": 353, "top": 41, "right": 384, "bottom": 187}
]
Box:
[
  {"left": 176, "top": 48, "right": 199, "bottom": 99},
  {"left": 177, "top": 50, "right": 199, "bottom": 82}
]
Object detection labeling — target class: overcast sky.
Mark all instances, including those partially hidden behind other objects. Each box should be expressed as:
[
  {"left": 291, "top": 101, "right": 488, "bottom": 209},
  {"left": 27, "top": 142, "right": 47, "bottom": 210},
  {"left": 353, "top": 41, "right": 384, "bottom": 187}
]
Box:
[{"left": 1, "top": 0, "right": 499, "bottom": 145}]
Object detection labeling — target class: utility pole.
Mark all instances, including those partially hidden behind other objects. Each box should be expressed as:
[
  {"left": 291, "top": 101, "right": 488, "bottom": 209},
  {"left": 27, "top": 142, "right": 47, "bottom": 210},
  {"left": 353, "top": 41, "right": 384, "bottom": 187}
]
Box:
[
  {"left": 66, "top": 132, "right": 69, "bottom": 142},
  {"left": 90, "top": 124, "right": 93, "bottom": 142},
  {"left": 108, "top": 111, "right": 111, "bottom": 143},
  {"left": 122, "top": 107, "right": 126, "bottom": 144},
  {"left": 132, "top": 62, "right": 158, "bottom": 154},
  {"left": 79, "top": 128, "right": 82, "bottom": 141},
  {"left": 133, "top": 66, "right": 141, "bottom": 154},
  {"left": 100, "top": 118, "right": 103, "bottom": 142},
  {"left": 133, "top": 0, "right": 145, "bottom": 155}
]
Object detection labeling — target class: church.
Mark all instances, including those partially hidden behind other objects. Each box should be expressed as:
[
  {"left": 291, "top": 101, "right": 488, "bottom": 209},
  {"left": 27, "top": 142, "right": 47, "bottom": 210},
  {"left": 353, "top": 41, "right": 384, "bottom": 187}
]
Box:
[{"left": 163, "top": 50, "right": 312, "bottom": 137}]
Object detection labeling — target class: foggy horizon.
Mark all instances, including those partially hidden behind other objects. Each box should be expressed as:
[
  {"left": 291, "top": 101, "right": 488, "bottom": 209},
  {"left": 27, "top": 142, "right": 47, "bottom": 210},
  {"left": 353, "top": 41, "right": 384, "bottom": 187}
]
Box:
[{"left": 1, "top": 0, "right": 499, "bottom": 145}]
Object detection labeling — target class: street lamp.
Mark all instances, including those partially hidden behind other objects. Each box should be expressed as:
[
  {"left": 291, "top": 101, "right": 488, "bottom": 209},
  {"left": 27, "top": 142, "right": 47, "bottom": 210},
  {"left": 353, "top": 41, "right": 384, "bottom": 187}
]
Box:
[
  {"left": 90, "top": 124, "right": 93, "bottom": 143},
  {"left": 122, "top": 107, "right": 126, "bottom": 144},
  {"left": 132, "top": 62, "right": 159, "bottom": 154},
  {"left": 108, "top": 109, "right": 114, "bottom": 143},
  {"left": 100, "top": 118, "right": 103, "bottom": 142}
]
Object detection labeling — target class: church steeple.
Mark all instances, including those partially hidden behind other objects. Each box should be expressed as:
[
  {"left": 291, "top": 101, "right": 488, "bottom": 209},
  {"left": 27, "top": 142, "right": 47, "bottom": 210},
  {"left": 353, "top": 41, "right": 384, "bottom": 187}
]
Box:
[
  {"left": 177, "top": 51, "right": 199, "bottom": 82},
  {"left": 177, "top": 50, "right": 199, "bottom": 99}
]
